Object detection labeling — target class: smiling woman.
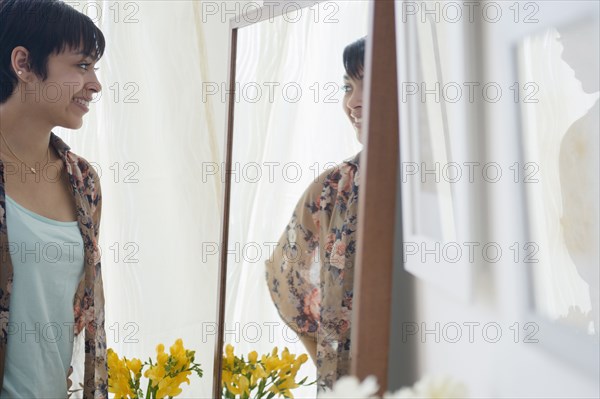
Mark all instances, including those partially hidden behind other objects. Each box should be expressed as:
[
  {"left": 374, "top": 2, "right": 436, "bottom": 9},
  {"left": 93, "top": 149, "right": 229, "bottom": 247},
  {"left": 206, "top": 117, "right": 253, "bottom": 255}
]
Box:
[
  {"left": 265, "top": 36, "right": 365, "bottom": 391},
  {"left": 0, "top": 0, "right": 107, "bottom": 397}
]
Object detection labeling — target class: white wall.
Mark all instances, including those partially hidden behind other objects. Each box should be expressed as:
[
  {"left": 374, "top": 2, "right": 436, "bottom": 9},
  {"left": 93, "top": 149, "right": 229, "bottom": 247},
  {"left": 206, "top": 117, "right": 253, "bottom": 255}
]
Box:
[{"left": 390, "top": 1, "right": 600, "bottom": 397}]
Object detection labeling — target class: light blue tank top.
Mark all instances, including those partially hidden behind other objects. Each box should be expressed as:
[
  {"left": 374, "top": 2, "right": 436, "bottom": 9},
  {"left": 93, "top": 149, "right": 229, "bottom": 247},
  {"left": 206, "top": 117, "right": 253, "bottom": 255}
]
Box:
[{"left": 0, "top": 195, "right": 84, "bottom": 399}]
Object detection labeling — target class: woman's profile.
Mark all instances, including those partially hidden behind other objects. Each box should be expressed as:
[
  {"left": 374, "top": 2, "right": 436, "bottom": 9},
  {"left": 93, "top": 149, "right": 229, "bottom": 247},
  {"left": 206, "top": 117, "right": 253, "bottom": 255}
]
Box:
[{"left": 266, "top": 37, "right": 365, "bottom": 391}]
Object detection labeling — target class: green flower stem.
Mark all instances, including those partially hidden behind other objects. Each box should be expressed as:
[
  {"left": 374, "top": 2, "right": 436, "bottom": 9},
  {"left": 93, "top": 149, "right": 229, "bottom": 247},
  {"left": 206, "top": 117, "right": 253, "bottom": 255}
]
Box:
[{"left": 145, "top": 378, "right": 152, "bottom": 399}]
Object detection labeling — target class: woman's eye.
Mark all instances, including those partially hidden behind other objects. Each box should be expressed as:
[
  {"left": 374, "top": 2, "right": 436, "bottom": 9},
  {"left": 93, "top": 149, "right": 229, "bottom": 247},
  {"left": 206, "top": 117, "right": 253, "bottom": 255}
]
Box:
[
  {"left": 78, "top": 63, "right": 99, "bottom": 72},
  {"left": 341, "top": 84, "right": 352, "bottom": 93}
]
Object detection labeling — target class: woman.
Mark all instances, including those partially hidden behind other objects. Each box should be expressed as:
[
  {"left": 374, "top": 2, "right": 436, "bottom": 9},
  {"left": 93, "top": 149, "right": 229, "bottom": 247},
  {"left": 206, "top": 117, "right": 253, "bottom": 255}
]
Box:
[
  {"left": 266, "top": 37, "right": 365, "bottom": 391},
  {"left": 0, "top": 0, "right": 107, "bottom": 397}
]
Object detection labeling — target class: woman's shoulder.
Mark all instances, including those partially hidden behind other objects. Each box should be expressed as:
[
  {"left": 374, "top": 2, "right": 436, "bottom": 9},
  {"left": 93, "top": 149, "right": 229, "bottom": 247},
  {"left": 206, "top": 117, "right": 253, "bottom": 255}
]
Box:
[
  {"left": 51, "top": 132, "right": 98, "bottom": 169},
  {"left": 315, "top": 152, "right": 361, "bottom": 185},
  {"left": 298, "top": 153, "right": 360, "bottom": 205},
  {"left": 50, "top": 133, "right": 101, "bottom": 195}
]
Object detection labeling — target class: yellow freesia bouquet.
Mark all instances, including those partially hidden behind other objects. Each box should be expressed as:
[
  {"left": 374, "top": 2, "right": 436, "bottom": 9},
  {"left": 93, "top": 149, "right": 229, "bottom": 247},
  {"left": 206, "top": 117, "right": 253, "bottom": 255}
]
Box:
[
  {"left": 107, "top": 338, "right": 203, "bottom": 399},
  {"left": 222, "top": 344, "right": 314, "bottom": 399}
]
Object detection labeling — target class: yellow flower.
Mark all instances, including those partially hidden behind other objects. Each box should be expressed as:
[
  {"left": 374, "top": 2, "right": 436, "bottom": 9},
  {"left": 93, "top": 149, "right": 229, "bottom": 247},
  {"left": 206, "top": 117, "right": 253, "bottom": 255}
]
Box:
[
  {"left": 226, "top": 374, "right": 250, "bottom": 397},
  {"left": 107, "top": 349, "right": 136, "bottom": 399},
  {"left": 296, "top": 354, "right": 308, "bottom": 365},
  {"left": 156, "top": 373, "right": 191, "bottom": 398},
  {"left": 222, "top": 346, "right": 312, "bottom": 399},
  {"left": 263, "top": 353, "right": 283, "bottom": 374},
  {"left": 145, "top": 343, "right": 168, "bottom": 388},
  {"left": 126, "top": 358, "right": 143, "bottom": 378},
  {"left": 297, "top": 354, "right": 308, "bottom": 363},
  {"left": 108, "top": 340, "right": 203, "bottom": 399},
  {"left": 224, "top": 344, "right": 235, "bottom": 368},
  {"left": 268, "top": 376, "right": 299, "bottom": 399},
  {"left": 222, "top": 370, "right": 233, "bottom": 385},
  {"left": 146, "top": 339, "right": 199, "bottom": 398},
  {"left": 170, "top": 339, "right": 190, "bottom": 371},
  {"left": 248, "top": 350, "right": 258, "bottom": 364},
  {"left": 250, "top": 363, "right": 268, "bottom": 386}
]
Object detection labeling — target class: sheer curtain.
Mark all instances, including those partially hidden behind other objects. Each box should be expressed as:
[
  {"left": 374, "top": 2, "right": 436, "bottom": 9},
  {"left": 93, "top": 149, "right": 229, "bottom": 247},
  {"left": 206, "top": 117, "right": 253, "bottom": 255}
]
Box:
[
  {"left": 57, "top": 1, "right": 230, "bottom": 396},
  {"left": 57, "top": 0, "right": 365, "bottom": 397}
]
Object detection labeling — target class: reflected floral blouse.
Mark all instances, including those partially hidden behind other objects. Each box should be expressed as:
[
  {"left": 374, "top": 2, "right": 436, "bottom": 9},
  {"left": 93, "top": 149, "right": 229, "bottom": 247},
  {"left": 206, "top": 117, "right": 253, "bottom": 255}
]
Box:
[
  {"left": 0, "top": 133, "right": 107, "bottom": 398},
  {"left": 266, "top": 152, "right": 360, "bottom": 391}
]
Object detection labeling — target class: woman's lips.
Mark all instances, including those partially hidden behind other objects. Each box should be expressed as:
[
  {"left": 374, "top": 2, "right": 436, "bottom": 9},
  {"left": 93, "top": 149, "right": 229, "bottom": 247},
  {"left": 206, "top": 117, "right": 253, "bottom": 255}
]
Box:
[{"left": 72, "top": 97, "right": 90, "bottom": 112}]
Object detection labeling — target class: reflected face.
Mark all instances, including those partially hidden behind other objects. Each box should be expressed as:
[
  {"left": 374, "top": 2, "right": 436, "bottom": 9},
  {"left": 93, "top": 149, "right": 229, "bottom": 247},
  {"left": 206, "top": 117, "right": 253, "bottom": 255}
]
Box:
[
  {"left": 26, "top": 48, "right": 102, "bottom": 129},
  {"left": 342, "top": 74, "right": 364, "bottom": 143}
]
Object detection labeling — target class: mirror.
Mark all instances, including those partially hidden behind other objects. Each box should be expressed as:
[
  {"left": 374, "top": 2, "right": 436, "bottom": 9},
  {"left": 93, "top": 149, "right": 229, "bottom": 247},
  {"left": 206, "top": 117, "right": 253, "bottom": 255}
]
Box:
[
  {"left": 218, "top": 1, "right": 369, "bottom": 396},
  {"left": 517, "top": 15, "right": 599, "bottom": 355}
]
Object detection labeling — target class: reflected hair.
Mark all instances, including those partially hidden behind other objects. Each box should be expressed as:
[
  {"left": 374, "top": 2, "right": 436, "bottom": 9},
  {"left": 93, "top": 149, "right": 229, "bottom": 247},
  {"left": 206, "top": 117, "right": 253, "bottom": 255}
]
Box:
[
  {"left": 343, "top": 36, "right": 366, "bottom": 80},
  {"left": 0, "top": 0, "right": 106, "bottom": 103}
]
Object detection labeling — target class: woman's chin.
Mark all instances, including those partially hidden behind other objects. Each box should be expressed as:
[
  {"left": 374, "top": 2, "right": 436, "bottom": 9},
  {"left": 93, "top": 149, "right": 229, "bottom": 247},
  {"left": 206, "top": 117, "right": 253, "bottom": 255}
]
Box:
[{"left": 62, "top": 117, "right": 84, "bottom": 130}]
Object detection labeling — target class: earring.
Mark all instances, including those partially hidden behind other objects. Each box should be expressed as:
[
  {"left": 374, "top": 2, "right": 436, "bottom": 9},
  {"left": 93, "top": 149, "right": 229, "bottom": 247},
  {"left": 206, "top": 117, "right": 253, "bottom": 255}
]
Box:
[{"left": 17, "top": 71, "right": 22, "bottom": 75}]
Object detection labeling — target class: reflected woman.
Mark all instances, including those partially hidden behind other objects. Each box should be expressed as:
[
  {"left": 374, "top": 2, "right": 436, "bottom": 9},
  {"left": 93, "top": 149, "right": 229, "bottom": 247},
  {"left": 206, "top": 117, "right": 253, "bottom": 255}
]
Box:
[
  {"left": 0, "top": 0, "right": 107, "bottom": 397},
  {"left": 266, "top": 37, "right": 365, "bottom": 391}
]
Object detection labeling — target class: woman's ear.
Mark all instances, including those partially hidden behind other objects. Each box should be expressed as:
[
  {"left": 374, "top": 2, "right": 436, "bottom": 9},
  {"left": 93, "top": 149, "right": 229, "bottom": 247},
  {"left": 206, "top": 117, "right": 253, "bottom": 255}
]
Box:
[{"left": 11, "top": 46, "right": 33, "bottom": 80}]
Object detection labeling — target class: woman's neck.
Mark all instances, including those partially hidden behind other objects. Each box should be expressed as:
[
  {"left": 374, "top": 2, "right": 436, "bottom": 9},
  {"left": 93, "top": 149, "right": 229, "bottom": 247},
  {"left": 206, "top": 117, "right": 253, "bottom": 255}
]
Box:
[{"left": 0, "top": 103, "right": 53, "bottom": 164}]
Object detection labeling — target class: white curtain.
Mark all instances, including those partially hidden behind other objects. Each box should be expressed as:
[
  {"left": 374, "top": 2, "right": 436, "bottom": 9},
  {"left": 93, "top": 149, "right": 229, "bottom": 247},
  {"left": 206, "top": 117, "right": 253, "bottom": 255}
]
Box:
[
  {"left": 58, "top": 0, "right": 228, "bottom": 396},
  {"left": 56, "top": 0, "right": 366, "bottom": 397}
]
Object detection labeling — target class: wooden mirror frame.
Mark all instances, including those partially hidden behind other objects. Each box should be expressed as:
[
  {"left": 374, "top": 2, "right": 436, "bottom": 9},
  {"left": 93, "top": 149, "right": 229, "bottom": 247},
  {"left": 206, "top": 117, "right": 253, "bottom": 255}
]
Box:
[
  {"left": 350, "top": 0, "right": 399, "bottom": 393},
  {"left": 213, "top": 1, "right": 400, "bottom": 396}
]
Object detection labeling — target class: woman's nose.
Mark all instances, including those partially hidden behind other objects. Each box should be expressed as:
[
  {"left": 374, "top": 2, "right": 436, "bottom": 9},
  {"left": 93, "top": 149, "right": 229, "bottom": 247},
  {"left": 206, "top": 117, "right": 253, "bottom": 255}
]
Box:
[
  {"left": 88, "top": 70, "right": 102, "bottom": 93},
  {"left": 347, "top": 91, "right": 362, "bottom": 109},
  {"left": 88, "top": 80, "right": 102, "bottom": 94},
  {"left": 84, "top": 80, "right": 102, "bottom": 100}
]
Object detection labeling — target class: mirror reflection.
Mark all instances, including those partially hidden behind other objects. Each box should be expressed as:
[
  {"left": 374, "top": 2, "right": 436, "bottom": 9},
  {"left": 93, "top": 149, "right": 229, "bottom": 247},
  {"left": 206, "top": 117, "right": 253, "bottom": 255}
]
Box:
[{"left": 224, "top": 1, "right": 368, "bottom": 396}]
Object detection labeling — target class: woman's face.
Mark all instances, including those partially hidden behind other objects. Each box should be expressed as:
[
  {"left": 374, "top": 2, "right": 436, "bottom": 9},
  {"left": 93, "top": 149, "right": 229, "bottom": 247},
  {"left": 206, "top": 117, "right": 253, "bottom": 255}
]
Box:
[
  {"left": 18, "top": 47, "right": 102, "bottom": 130},
  {"left": 342, "top": 74, "right": 363, "bottom": 143}
]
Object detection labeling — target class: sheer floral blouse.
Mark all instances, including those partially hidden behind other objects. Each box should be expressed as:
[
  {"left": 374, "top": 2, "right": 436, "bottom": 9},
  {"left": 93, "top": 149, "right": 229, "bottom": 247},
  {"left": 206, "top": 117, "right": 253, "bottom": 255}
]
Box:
[
  {"left": 266, "top": 152, "right": 360, "bottom": 391},
  {"left": 0, "top": 133, "right": 107, "bottom": 398}
]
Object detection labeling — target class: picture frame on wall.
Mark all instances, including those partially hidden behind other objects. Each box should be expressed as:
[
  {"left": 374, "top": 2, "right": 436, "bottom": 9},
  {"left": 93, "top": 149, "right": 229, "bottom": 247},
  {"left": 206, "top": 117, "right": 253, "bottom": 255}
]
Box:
[
  {"left": 474, "top": 0, "right": 599, "bottom": 379},
  {"left": 395, "top": 2, "right": 481, "bottom": 302},
  {"left": 514, "top": 7, "right": 599, "bottom": 376}
]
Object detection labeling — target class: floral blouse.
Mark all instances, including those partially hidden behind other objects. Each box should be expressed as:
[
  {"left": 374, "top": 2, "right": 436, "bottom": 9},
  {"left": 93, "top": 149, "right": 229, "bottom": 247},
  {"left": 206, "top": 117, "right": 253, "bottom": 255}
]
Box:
[
  {"left": 266, "top": 152, "right": 360, "bottom": 391},
  {"left": 0, "top": 133, "right": 107, "bottom": 398}
]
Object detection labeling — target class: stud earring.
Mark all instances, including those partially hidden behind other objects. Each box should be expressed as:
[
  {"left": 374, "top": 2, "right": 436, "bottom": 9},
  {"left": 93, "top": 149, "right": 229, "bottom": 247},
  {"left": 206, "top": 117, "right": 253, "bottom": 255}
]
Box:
[{"left": 17, "top": 71, "right": 22, "bottom": 75}]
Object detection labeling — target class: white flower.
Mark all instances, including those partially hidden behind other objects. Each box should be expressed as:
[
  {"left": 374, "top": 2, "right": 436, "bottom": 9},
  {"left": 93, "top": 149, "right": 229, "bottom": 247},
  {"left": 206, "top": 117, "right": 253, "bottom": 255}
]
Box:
[
  {"left": 321, "top": 374, "right": 468, "bottom": 399},
  {"left": 383, "top": 387, "right": 417, "bottom": 399},
  {"left": 320, "top": 375, "right": 380, "bottom": 399},
  {"left": 384, "top": 375, "right": 468, "bottom": 399}
]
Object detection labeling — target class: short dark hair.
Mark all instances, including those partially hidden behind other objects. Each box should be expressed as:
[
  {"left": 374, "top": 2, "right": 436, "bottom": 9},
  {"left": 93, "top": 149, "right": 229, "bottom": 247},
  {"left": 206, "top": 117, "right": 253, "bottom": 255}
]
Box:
[
  {"left": 343, "top": 37, "right": 365, "bottom": 80},
  {"left": 0, "top": 0, "right": 106, "bottom": 103}
]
